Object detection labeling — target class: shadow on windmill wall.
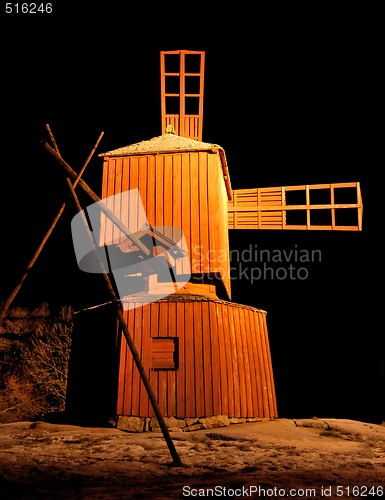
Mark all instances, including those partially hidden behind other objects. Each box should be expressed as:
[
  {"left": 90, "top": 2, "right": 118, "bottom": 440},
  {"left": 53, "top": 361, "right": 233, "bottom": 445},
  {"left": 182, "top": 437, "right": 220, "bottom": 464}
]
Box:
[{"left": 65, "top": 305, "right": 119, "bottom": 426}]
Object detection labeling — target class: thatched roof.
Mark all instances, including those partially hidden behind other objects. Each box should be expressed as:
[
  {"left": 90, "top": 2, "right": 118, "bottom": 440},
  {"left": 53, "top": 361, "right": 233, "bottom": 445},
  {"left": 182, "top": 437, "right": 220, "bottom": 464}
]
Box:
[{"left": 99, "top": 132, "right": 232, "bottom": 200}]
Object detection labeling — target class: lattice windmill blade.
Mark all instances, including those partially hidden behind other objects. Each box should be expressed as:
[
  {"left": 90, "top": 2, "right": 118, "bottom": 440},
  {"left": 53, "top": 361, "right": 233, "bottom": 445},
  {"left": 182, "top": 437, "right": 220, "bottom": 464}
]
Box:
[
  {"left": 228, "top": 182, "right": 363, "bottom": 231},
  {"left": 160, "top": 50, "right": 205, "bottom": 140}
]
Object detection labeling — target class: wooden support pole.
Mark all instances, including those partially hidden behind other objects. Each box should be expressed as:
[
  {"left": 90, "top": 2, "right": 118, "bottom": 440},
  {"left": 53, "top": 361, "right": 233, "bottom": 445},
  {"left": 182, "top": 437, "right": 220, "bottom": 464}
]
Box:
[
  {"left": 66, "top": 178, "right": 183, "bottom": 467},
  {"left": 46, "top": 123, "right": 61, "bottom": 156},
  {"left": 40, "top": 140, "right": 151, "bottom": 256},
  {"left": 0, "top": 129, "right": 104, "bottom": 323}
]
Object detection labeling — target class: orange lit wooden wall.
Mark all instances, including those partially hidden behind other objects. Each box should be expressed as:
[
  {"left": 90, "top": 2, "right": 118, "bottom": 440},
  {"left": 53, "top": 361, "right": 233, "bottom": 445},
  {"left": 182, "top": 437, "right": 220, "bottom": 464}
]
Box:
[
  {"left": 100, "top": 150, "right": 232, "bottom": 298},
  {"left": 117, "top": 297, "right": 277, "bottom": 419}
]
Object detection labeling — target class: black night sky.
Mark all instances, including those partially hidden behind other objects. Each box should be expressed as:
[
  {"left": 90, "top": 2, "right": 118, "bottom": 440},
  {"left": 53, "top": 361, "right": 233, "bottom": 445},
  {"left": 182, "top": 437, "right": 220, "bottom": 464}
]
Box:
[{"left": 0, "top": 7, "right": 382, "bottom": 423}]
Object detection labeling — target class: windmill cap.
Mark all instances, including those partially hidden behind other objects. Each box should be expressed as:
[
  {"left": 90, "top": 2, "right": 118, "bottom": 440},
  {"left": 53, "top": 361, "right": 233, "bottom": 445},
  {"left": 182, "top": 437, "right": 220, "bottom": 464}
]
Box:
[
  {"left": 99, "top": 132, "right": 223, "bottom": 157},
  {"left": 99, "top": 133, "right": 232, "bottom": 200}
]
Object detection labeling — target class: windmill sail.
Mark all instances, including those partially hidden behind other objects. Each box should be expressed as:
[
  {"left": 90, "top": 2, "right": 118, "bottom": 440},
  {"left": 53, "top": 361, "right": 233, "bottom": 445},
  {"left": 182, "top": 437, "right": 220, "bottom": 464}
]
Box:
[
  {"left": 160, "top": 50, "right": 205, "bottom": 140},
  {"left": 160, "top": 50, "right": 363, "bottom": 233},
  {"left": 228, "top": 182, "right": 362, "bottom": 231}
]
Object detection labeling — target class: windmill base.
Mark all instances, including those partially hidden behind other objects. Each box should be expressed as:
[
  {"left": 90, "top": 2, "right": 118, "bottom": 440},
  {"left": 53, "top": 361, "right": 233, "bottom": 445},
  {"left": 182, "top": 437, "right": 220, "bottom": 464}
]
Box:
[
  {"left": 114, "top": 414, "right": 273, "bottom": 433},
  {"left": 117, "top": 294, "right": 278, "bottom": 420},
  {"left": 65, "top": 294, "right": 278, "bottom": 425}
]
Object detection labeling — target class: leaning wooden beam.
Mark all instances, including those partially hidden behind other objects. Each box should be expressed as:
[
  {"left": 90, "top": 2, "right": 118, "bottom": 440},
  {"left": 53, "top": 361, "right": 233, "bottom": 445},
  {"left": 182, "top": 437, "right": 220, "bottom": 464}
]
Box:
[
  {"left": 66, "top": 177, "right": 183, "bottom": 467},
  {"left": 0, "top": 129, "right": 104, "bottom": 323},
  {"left": 46, "top": 123, "right": 61, "bottom": 155},
  {"left": 40, "top": 140, "right": 151, "bottom": 257}
]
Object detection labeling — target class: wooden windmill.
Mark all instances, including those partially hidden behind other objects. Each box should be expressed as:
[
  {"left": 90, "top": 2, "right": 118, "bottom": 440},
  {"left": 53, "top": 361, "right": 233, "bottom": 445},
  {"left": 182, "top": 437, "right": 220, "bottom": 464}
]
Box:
[{"left": 66, "top": 50, "right": 363, "bottom": 429}]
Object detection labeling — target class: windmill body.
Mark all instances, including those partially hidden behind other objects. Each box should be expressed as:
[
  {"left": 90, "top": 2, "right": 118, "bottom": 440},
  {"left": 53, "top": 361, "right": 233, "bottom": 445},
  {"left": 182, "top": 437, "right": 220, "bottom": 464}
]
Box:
[{"left": 97, "top": 131, "right": 277, "bottom": 420}]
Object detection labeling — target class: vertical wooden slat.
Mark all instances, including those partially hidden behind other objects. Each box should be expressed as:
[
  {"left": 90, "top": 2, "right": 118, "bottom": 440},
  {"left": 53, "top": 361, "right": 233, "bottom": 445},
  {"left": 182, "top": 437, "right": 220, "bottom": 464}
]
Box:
[
  {"left": 240, "top": 308, "right": 253, "bottom": 417},
  {"left": 114, "top": 158, "right": 123, "bottom": 198},
  {"left": 179, "top": 51, "right": 185, "bottom": 137},
  {"left": 198, "top": 51, "right": 205, "bottom": 141},
  {"left": 181, "top": 154, "right": 191, "bottom": 276},
  {"left": 193, "top": 301, "right": 205, "bottom": 417},
  {"left": 202, "top": 301, "right": 213, "bottom": 416},
  {"left": 100, "top": 158, "right": 109, "bottom": 244},
  {"left": 176, "top": 302, "right": 186, "bottom": 417},
  {"left": 128, "top": 157, "right": 139, "bottom": 233},
  {"left": 216, "top": 154, "right": 231, "bottom": 297},
  {"left": 216, "top": 303, "right": 228, "bottom": 415},
  {"left": 306, "top": 185, "right": 310, "bottom": 229},
  {"left": 112, "top": 158, "right": 123, "bottom": 242},
  {"left": 207, "top": 155, "right": 219, "bottom": 276},
  {"left": 164, "top": 154, "right": 173, "bottom": 229},
  {"left": 117, "top": 329, "right": 128, "bottom": 415},
  {"left": 118, "top": 312, "right": 127, "bottom": 415},
  {"left": 257, "top": 312, "right": 271, "bottom": 417},
  {"left": 223, "top": 305, "right": 235, "bottom": 417},
  {"left": 253, "top": 312, "right": 265, "bottom": 417},
  {"left": 167, "top": 301, "right": 177, "bottom": 416},
  {"left": 244, "top": 309, "right": 258, "bottom": 416},
  {"left": 331, "top": 185, "right": 336, "bottom": 230},
  {"left": 149, "top": 302, "right": 160, "bottom": 417},
  {"left": 158, "top": 302, "right": 168, "bottom": 415},
  {"left": 233, "top": 306, "right": 247, "bottom": 417},
  {"left": 131, "top": 305, "right": 142, "bottom": 416},
  {"left": 357, "top": 182, "right": 363, "bottom": 231},
  {"left": 209, "top": 301, "right": 221, "bottom": 415},
  {"left": 160, "top": 51, "right": 166, "bottom": 135},
  {"left": 145, "top": 156, "right": 156, "bottom": 227},
  {"left": 120, "top": 157, "right": 129, "bottom": 230},
  {"left": 260, "top": 312, "right": 278, "bottom": 417},
  {"left": 184, "top": 302, "right": 195, "bottom": 416},
  {"left": 229, "top": 306, "right": 241, "bottom": 417},
  {"left": 138, "top": 157, "right": 148, "bottom": 228},
  {"left": 104, "top": 158, "right": 116, "bottom": 245},
  {"left": 155, "top": 155, "right": 164, "bottom": 228},
  {"left": 139, "top": 303, "right": 151, "bottom": 417},
  {"left": 190, "top": 153, "right": 200, "bottom": 274},
  {"left": 172, "top": 154, "right": 182, "bottom": 257}
]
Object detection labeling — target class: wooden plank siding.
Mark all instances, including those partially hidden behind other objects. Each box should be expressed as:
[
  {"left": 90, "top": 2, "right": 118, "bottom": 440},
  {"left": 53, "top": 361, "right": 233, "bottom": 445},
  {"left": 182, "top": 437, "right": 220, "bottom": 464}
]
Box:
[
  {"left": 228, "top": 187, "right": 285, "bottom": 230},
  {"left": 116, "top": 298, "right": 277, "bottom": 419},
  {"left": 101, "top": 151, "right": 232, "bottom": 297}
]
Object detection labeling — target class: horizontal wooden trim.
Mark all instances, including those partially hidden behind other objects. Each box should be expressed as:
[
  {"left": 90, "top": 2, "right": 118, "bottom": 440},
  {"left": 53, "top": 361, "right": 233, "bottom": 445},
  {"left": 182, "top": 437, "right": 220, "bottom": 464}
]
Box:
[
  {"left": 164, "top": 93, "right": 203, "bottom": 97},
  {"left": 281, "top": 225, "right": 361, "bottom": 231},
  {"left": 284, "top": 182, "right": 359, "bottom": 190},
  {"left": 229, "top": 224, "right": 360, "bottom": 231},
  {"left": 228, "top": 203, "right": 361, "bottom": 211},
  {"left": 161, "top": 49, "right": 205, "bottom": 55}
]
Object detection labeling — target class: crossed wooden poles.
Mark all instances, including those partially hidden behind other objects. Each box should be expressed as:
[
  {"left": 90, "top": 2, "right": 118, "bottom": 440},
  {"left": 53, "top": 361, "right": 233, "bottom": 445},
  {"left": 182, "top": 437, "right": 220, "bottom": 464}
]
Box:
[{"left": 0, "top": 125, "right": 182, "bottom": 466}]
